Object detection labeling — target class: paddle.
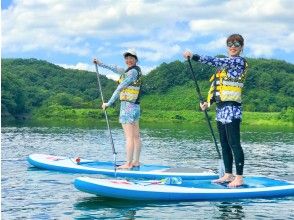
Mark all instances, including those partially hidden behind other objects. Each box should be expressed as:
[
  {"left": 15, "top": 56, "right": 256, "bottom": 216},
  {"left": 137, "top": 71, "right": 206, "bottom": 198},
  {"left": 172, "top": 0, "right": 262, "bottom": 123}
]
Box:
[
  {"left": 94, "top": 63, "right": 117, "bottom": 175},
  {"left": 187, "top": 58, "right": 225, "bottom": 178}
]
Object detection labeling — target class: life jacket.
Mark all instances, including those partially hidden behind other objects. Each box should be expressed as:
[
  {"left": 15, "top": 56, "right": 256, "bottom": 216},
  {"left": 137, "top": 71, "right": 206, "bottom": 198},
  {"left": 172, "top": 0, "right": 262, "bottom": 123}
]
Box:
[
  {"left": 207, "top": 62, "right": 248, "bottom": 106},
  {"left": 118, "top": 66, "right": 142, "bottom": 104}
]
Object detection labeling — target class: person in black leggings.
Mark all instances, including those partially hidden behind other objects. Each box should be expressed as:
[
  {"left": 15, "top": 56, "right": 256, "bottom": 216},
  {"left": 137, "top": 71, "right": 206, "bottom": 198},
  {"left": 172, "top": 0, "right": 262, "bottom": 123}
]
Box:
[{"left": 184, "top": 34, "right": 247, "bottom": 187}]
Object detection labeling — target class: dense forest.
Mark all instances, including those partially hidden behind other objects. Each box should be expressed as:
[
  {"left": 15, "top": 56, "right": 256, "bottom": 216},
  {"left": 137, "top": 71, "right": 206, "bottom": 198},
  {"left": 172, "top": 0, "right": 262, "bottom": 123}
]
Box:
[
  {"left": 1, "top": 57, "right": 294, "bottom": 120},
  {"left": 1, "top": 59, "right": 116, "bottom": 119}
]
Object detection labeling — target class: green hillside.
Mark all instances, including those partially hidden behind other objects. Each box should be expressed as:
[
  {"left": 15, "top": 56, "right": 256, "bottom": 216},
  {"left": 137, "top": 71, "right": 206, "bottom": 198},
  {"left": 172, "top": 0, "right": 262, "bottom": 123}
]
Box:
[
  {"left": 141, "top": 58, "right": 294, "bottom": 112},
  {"left": 1, "top": 58, "right": 116, "bottom": 119},
  {"left": 1, "top": 58, "right": 294, "bottom": 124}
]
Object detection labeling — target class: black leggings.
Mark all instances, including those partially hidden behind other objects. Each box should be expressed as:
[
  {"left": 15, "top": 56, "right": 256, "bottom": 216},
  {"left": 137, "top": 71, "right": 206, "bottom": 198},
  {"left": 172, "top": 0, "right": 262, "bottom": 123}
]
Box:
[{"left": 217, "top": 119, "right": 244, "bottom": 175}]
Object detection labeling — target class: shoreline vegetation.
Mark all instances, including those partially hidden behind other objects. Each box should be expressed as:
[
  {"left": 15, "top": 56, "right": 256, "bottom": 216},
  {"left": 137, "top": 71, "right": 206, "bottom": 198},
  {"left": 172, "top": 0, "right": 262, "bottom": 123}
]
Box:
[{"left": 24, "top": 105, "right": 293, "bottom": 127}]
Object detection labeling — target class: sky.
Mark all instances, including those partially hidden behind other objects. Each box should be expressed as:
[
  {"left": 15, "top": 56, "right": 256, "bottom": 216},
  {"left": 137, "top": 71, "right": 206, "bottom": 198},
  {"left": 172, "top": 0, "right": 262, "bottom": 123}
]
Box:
[{"left": 2, "top": 0, "right": 294, "bottom": 79}]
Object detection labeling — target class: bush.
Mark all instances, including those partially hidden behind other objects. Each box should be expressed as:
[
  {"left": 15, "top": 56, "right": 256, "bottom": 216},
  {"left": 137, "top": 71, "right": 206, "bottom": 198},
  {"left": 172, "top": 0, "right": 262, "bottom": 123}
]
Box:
[{"left": 279, "top": 107, "right": 294, "bottom": 123}]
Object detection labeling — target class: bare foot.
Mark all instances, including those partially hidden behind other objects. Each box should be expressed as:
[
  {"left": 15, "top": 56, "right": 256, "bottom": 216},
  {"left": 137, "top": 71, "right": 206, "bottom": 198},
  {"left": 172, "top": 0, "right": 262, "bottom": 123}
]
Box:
[
  {"left": 228, "top": 176, "right": 243, "bottom": 187},
  {"left": 117, "top": 163, "right": 133, "bottom": 169},
  {"left": 212, "top": 174, "right": 235, "bottom": 183},
  {"left": 132, "top": 161, "right": 141, "bottom": 167}
]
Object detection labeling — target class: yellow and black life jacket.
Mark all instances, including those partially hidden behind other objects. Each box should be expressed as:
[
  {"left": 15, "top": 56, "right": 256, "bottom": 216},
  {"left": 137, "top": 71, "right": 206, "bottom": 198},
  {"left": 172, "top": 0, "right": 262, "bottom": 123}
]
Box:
[
  {"left": 118, "top": 66, "right": 142, "bottom": 104},
  {"left": 207, "top": 62, "right": 248, "bottom": 106}
]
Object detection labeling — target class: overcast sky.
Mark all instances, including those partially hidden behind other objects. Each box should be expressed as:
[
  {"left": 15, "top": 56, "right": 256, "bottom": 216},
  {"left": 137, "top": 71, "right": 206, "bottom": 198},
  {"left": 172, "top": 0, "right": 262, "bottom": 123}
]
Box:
[{"left": 2, "top": 0, "right": 294, "bottom": 78}]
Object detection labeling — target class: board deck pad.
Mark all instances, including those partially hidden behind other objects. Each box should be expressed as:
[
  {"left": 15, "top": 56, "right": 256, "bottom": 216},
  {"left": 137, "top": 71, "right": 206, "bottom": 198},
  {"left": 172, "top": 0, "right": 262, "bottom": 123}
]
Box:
[{"left": 28, "top": 154, "right": 218, "bottom": 180}]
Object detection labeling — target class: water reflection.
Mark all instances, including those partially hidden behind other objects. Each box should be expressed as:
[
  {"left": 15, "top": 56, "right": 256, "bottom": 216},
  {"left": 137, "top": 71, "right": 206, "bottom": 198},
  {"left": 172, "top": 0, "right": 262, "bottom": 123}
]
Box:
[
  {"left": 73, "top": 196, "right": 294, "bottom": 220},
  {"left": 215, "top": 202, "right": 245, "bottom": 220},
  {"left": 74, "top": 197, "right": 155, "bottom": 219}
]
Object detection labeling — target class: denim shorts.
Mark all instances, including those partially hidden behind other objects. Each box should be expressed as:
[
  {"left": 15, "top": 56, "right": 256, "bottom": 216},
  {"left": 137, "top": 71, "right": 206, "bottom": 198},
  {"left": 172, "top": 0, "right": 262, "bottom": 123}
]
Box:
[{"left": 119, "top": 101, "right": 140, "bottom": 124}]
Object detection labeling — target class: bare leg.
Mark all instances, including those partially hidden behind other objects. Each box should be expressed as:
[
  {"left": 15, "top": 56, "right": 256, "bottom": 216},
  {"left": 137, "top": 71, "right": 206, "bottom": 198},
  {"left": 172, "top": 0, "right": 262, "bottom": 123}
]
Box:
[
  {"left": 118, "top": 123, "right": 134, "bottom": 169},
  {"left": 132, "top": 121, "right": 141, "bottom": 167}
]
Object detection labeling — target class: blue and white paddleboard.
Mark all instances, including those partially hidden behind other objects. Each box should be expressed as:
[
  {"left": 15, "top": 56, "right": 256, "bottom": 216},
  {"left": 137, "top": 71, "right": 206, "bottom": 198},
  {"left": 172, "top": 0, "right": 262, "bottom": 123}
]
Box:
[
  {"left": 28, "top": 154, "right": 217, "bottom": 180},
  {"left": 74, "top": 176, "right": 294, "bottom": 201}
]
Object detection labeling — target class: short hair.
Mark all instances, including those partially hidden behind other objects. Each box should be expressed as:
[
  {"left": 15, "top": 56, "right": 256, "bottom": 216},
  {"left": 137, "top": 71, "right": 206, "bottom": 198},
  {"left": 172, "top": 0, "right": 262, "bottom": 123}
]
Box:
[{"left": 226, "top": 34, "right": 244, "bottom": 46}]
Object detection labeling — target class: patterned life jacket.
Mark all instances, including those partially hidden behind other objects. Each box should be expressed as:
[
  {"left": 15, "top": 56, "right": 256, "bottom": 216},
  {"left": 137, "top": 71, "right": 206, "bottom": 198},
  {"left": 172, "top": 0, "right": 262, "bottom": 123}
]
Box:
[
  {"left": 118, "top": 66, "right": 142, "bottom": 104},
  {"left": 207, "top": 62, "right": 248, "bottom": 105}
]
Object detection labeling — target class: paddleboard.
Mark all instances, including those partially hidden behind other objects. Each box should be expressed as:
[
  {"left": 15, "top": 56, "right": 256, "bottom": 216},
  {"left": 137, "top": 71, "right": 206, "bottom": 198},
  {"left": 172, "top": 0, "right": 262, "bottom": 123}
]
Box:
[
  {"left": 28, "top": 154, "right": 218, "bottom": 180},
  {"left": 74, "top": 176, "right": 294, "bottom": 201}
]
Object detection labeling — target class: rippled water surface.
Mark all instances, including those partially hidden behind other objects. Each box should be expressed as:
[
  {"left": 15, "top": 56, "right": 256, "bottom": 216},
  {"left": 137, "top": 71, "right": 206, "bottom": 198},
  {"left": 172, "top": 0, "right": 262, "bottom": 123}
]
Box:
[{"left": 1, "top": 121, "right": 294, "bottom": 219}]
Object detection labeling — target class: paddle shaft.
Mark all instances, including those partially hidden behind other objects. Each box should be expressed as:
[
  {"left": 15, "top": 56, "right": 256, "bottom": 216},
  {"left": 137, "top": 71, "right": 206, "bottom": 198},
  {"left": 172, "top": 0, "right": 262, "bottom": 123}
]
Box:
[
  {"left": 94, "top": 63, "right": 117, "bottom": 167},
  {"left": 187, "top": 58, "right": 221, "bottom": 159}
]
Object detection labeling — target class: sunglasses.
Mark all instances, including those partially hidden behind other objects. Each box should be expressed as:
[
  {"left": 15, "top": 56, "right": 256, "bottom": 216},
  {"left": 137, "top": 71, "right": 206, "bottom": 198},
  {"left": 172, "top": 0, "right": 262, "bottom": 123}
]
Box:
[{"left": 227, "top": 41, "right": 242, "bottom": 48}]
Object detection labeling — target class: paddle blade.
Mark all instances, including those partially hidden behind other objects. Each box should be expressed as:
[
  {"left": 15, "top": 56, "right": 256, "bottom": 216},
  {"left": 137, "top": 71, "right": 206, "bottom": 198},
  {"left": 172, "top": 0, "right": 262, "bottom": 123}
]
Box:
[
  {"left": 218, "top": 159, "right": 225, "bottom": 178},
  {"left": 113, "top": 153, "right": 117, "bottom": 178}
]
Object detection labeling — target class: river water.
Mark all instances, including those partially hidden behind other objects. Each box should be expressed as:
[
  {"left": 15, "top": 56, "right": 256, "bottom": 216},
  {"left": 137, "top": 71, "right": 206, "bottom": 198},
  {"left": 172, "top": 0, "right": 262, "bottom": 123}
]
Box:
[{"left": 1, "top": 121, "right": 294, "bottom": 219}]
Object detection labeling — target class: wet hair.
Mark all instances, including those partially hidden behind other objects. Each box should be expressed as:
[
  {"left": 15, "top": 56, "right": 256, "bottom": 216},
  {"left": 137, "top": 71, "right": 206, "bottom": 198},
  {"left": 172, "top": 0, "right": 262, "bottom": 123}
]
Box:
[{"left": 226, "top": 34, "right": 244, "bottom": 46}]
